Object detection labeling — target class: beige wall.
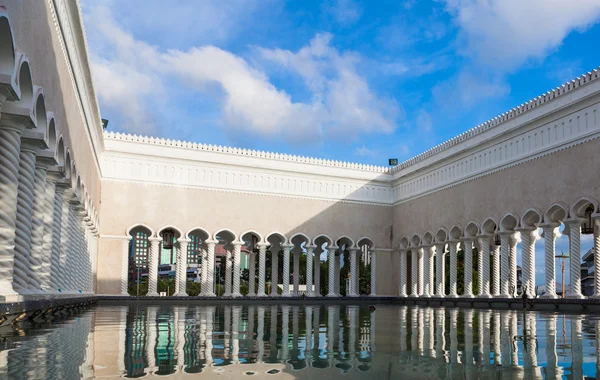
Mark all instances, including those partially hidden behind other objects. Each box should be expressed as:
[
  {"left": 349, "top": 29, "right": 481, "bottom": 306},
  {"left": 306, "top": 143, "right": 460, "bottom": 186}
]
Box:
[
  {"left": 393, "top": 137, "right": 600, "bottom": 244},
  {"left": 4, "top": 1, "right": 102, "bottom": 208}
]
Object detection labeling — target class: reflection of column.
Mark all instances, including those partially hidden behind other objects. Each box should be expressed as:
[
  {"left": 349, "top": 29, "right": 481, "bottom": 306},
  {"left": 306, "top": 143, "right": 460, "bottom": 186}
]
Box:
[
  {"left": 305, "top": 306, "right": 313, "bottom": 357},
  {"left": 120, "top": 236, "right": 132, "bottom": 295},
  {"left": 478, "top": 236, "right": 491, "bottom": 297},
  {"left": 463, "top": 239, "right": 474, "bottom": 297},
  {"left": 327, "top": 246, "right": 338, "bottom": 297},
  {"left": 540, "top": 225, "right": 559, "bottom": 299},
  {"left": 224, "top": 249, "right": 232, "bottom": 296},
  {"left": 232, "top": 242, "right": 242, "bottom": 297},
  {"left": 399, "top": 249, "right": 408, "bottom": 296},
  {"left": 292, "top": 306, "right": 299, "bottom": 355},
  {"left": 417, "top": 307, "right": 424, "bottom": 356},
  {"left": 435, "top": 308, "right": 445, "bottom": 361},
  {"left": 595, "top": 319, "right": 600, "bottom": 378},
  {"left": 523, "top": 312, "right": 538, "bottom": 373},
  {"left": 282, "top": 244, "right": 292, "bottom": 297},
  {"left": 204, "top": 240, "right": 217, "bottom": 297},
  {"left": 565, "top": 220, "right": 584, "bottom": 298},
  {"left": 327, "top": 305, "right": 335, "bottom": 363},
  {"left": 314, "top": 247, "right": 321, "bottom": 296},
  {"left": 410, "top": 306, "right": 418, "bottom": 353},
  {"left": 480, "top": 311, "right": 491, "bottom": 367},
  {"left": 313, "top": 305, "right": 321, "bottom": 355},
  {"left": 256, "top": 306, "right": 265, "bottom": 363},
  {"left": 175, "top": 307, "right": 186, "bottom": 368},
  {"left": 464, "top": 309, "right": 474, "bottom": 379},
  {"left": 449, "top": 242, "right": 458, "bottom": 297},
  {"left": 281, "top": 305, "right": 290, "bottom": 361},
  {"left": 306, "top": 245, "right": 314, "bottom": 296},
  {"left": 232, "top": 306, "right": 241, "bottom": 363},
  {"left": 370, "top": 249, "right": 377, "bottom": 296},
  {"left": 248, "top": 251, "right": 256, "bottom": 296},
  {"left": 510, "top": 311, "right": 519, "bottom": 367},
  {"left": 270, "top": 248, "right": 278, "bottom": 296},
  {"left": 293, "top": 250, "right": 300, "bottom": 296},
  {"left": 492, "top": 244, "right": 500, "bottom": 296},
  {"left": 257, "top": 243, "right": 268, "bottom": 297},
  {"left": 199, "top": 308, "right": 207, "bottom": 361},
  {"left": 175, "top": 239, "right": 190, "bottom": 296},
  {"left": 545, "top": 315, "right": 558, "bottom": 379},
  {"left": 224, "top": 306, "right": 231, "bottom": 359},
  {"left": 269, "top": 305, "right": 277, "bottom": 361},
  {"left": 449, "top": 309, "right": 458, "bottom": 364},
  {"left": 493, "top": 311, "right": 501, "bottom": 366},
  {"left": 500, "top": 311, "right": 511, "bottom": 368},
  {"left": 425, "top": 309, "right": 434, "bottom": 357},
  {"left": 571, "top": 316, "right": 583, "bottom": 380},
  {"left": 348, "top": 248, "right": 358, "bottom": 297},
  {"left": 205, "top": 306, "right": 215, "bottom": 364},
  {"left": 370, "top": 306, "right": 376, "bottom": 353},
  {"left": 147, "top": 238, "right": 162, "bottom": 296},
  {"left": 519, "top": 228, "right": 537, "bottom": 298},
  {"left": 348, "top": 306, "right": 358, "bottom": 357},
  {"left": 147, "top": 307, "right": 157, "bottom": 371}
]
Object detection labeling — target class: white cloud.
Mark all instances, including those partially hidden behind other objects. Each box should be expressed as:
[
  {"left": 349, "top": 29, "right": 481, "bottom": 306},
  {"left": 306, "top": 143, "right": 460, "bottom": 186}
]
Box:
[
  {"left": 432, "top": 70, "right": 510, "bottom": 111},
  {"left": 324, "top": 0, "right": 363, "bottom": 25},
  {"left": 444, "top": 0, "right": 600, "bottom": 70},
  {"left": 354, "top": 146, "right": 376, "bottom": 157}
]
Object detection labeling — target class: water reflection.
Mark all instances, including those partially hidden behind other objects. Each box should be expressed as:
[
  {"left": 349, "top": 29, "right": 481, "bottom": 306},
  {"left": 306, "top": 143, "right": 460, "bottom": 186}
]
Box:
[{"left": 1, "top": 304, "right": 599, "bottom": 379}]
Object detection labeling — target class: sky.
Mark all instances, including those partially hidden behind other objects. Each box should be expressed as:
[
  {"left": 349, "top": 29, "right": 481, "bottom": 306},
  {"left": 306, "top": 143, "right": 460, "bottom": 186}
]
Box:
[{"left": 82, "top": 0, "right": 600, "bottom": 286}]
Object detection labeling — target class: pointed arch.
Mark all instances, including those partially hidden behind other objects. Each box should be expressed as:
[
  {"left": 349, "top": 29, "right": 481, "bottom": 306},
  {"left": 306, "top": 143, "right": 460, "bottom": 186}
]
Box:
[
  {"left": 500, "top": 213, "right": 520, "bottom": 232},
  {"left": 186, "top": 227, "right": 210, "bottom": 240},
  {"left": 545, "top": 203, "right": 569, "bottom": 223},
  {"left": 15, "top": 54, "right": 33, "bottom": 104},
  {"left": 240, "top": 230, "right": 263, "bottom": 243},
  {"left": 435, "top": 228, "right": 448, "bottom": 243},
  {"left": 47, "top": 115, "right": 57, "bottom": 152},
  {"left": 266, "top": 231, "right": 287, "bottom": 245},
  {"left": 449, "top": 225, "right": 463, "bottom": 240},
  {"left": 213, "top": 228, "right": 236, "bottom": 242},
  {"left": 481, "top": 218, "right": 497, "bottom": 235},
  {"left": 336, "top": 235, "right": 355, "bottom": 249},
  {"left": 465, "top": 222, "right": 480, "bottom": 238},
  {"left": 410, "top": 234, "right": 421, "bottom": 248},
  {"left": 357, "top": 236, "right": 374, "bottom": 249},
  {"left": 313, "top": 234, "right": 333, "bottom": 247},
  {"left": 126, "top": 224, "right": 154, "bottom": 236},
  {"left": 33, "top": 88, "right": 47, "bottom": 131},
  {"left": 571, "top": 197, "right": 599, "bottom": 218},
  {"left": 399, "top": 236, "right": 410, "bottom": 250},
  {"left": 157, "top": 225, "right": 183, "bottom": 239},
  {"left": 422, "top": 231, "right": 434, "bottom": 245},
  {"left": 0, "top": 13, "right": 15, "bottom": 76},
  {"left": 56, "top": 136, "right": 65, "bottom": 167},
  {"left": 290, "top": 232, "right": 311, "bottom": 245},
  {"left": 521, "top": 208, "right": 543, "bottom": 228}
]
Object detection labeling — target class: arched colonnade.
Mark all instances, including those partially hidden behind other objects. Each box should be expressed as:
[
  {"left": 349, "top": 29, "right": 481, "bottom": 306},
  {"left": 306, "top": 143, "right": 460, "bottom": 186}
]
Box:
[
  {"left": 398, "top": 197, "right": 600, "bottom": 299},
  {"left": 0, "top": 13, "right": 99, "bottom": 298},
  {"left": 121, "top": 225, "right": 380, "bottom": 297}
]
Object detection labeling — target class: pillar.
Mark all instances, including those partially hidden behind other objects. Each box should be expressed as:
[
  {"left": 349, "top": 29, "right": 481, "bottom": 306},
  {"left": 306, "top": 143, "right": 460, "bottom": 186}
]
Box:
[
  {"left": 399, "top": 249, "right": 408, "bottom": 296},
  {"left": 499, "top": 233, "right": 510, "bottom": 298},
  {"left": 417, "top": 247, "right": 424, "bottom": 296},
  {"left": 313, "top": 246, "right": 321, "bottom": 297},
  {"left": 248, "top": 251, "right": 256, "bottom": 296},
  {"left": 593, "top": 217, "right": 600, "bottom": 298},
  {"left": 508, "top": 233, "right": 518, "bottom": 297},
  {"left": 429, "top": 246, "right": 435, "bottom": 297},
  {"left": 519, "top": 228, "right": 537, "bottom": 298},
  {"left": 281, "top": 243, "right": 292, "bottom": 296},
  {"left": 257, "top": 242, "right": 268, "bottom": 297},
  {"left": 203, "top": 240, "right": 217, "bottom": 296},
  {"left": 224, "top": 248, "right": 232, "bottom": 296},
  {"left": 334, "top": 252, "right": 341, "bottom": 296},
  {"left": 370, "top": 249, "right": 377, "bottom": 296},
  {"left": 42, "top": 171, "right": 60, "bottom": 292},
  {"left": 306, "top": 245, "right": 314, "bottom": 296},
  {"left": 29, "top": 158, "right": 53, "bottom": 292},
  {"left": 492, "top": 244, "right": 500, "bottom": 296},
  {"left": 411, "top": 250, "right": 418, "bottom": 296},
  {"left": 120, "top": 236, "right": 132, "bottom": 295},
  {"left": 477, "top": 236, "right": 491, "bottom": 297},
  {"left": 147, "top": 237, "right": 162, "bottom": 296},
  {"left": 293, "top": 249, "right": 300, "bottom": 296},
  {"left": 448, "top": 242, "right": 458, "bottom": 297},
  {"left": 270, "top": 248, "right": 278, "bottom": 296},
  {"left": 540, "top": 224, "right": 559, "bottom": 299},
  {"left": 50, "top": 182, "right": 68, "bottom": 292},
  {"left": 348, "top": 247, "right": 358, "bottom": 297},
  {"left": 327, "top": 245, "right": 337, "bottom": 297},
  {"left": 463, "top": 239, "right": 474, "bottom": 297},
  {"left": 232, "top": 241, "right": 242, "bottom": 297},
  {"left": 435, "top": 244, "right": 445, "bottom": 297},
  {"left": 423, "top": 246, "right": 431, "bottom": 297},
  {"left": 175, "top": 239, "right": 190, "bottom": 296},
  {"left": 565, "top": 220, "right": 584, "bottom": 298}
]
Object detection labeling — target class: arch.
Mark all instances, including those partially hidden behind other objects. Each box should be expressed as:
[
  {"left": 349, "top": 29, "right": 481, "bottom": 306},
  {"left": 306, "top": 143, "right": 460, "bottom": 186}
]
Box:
[
  {"left": 435, "top": 228, "right": 448, "bottom": 243},
  {"left": 185, "top": 227, "right": 210, "bottom": 240},
  {"left": 570, "top": 197, "right": 599, "bottom": 218},
  {"left": 0, "top": 14, "right": 16, "bottom": 76},
  {"left": 46, "top": 114, "right": 57, "bottom": 151},
  {"left": 399, "top": 236, "right": 409, "bottom": 250},
  {"left": 449, "top": 225, "right": 463, "bottom": 240},
  {"left": 290, "top": 232, "right": 311, "bottom": 247},
  {"left": 521, "top": 208, "right": 543, "bottom": 228},
  {"left": 56, "top": 137, "right": 65, "bottom": 167},
  {"left": 357, "top": 236, "right": 374, "bottom": 248},
  {"left": 481, "top": 218, "right": 497, "bottom": 235},
  {"left": 240, "top": 230, "right": 263, "bottom": 243},
  {"left": 127, "top": 224, "right": 154, "bottom": 236},
  {"left": 410, "top": 234, "right": 421, "bottom": 248},
  {"left": 500, "top": 213, "right": 519, "bottom": 231},
  {"left": 33, "top": 89, "right": 47, "bottom": 131},
  {"left": 15, "top": 56, "right": 33, "bottom": 104},
  {"left": 544, "top": 203, "right": 569, "bottom": 223},
  {"left": 64, "top": 150, "right": 72, "bottom": 180},
  {"left": 422, "top": 231, "right": 434, "bottom": 245},
  {"left": 313, "top": 234, "right": 333, "bottom": 247},
  {"left": 213, "top": 228, "right": 236, "bottom": 242},
  {"left": 465, "top": 222, "right": 480, "bottom": 238},
  {"left": 266, "top": 231, "right": 287, "bottom": 245},
  {"left": 76, "top": 175, "right": 82, "bottom": 199},
  {"left": 336, "top": 235, "right": 355, "bottom": 249},
  {"left": 157, "top": 225, "right": 183, "bottom": 239}
]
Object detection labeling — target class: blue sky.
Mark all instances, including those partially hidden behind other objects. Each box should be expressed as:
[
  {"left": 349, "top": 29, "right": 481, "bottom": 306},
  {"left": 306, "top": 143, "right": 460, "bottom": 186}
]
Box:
[{"left": 82, "top": 0, "right": 600, "bottom": 286}]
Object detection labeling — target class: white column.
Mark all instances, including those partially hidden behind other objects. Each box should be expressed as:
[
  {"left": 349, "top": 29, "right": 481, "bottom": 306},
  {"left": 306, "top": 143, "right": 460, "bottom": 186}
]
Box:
[
  {"left": 429, "top": 246, "right": 435, "bottom": 297},
  {"left": 270, "top": 248, "right": 278, "bottom": 296},
  {"left": 417, "top": 247, "right": 424, "bottom": 296},
  {"left": 257, "top": 242, "right": 268, "bottom": 297},
  {"left": 370, "top": 249, "right": 377, "bottom": 296},
  {"left": 411, "top": 249, "right": 418, "bottom": 296},
  {"left": 29, "top": 159, "right": 52, "bottom": 293},
  {"left": 224, "top": 248, "right": 232, "bottom": 296},
  {"left": 492, "top": 244, "right": 500, "bottom": 296},
  {"left": 422, "top": 246, "right": 431, "bottom": 297},
  {"left": 399, "top": 249, "right": 408, "bottom": 296},
  {"left": 248, "top": 251, "right": 256, "bottom": 296},
  {"left": 435, "top": 244, "right": 445, "bottom": 297},
  {"left": 509, "top": 233, "right": 519, "bottom": 298},
  {"left": 147, "top": 237, "right": 162, "bottom": 296},
  {"left": 293, "top": 249, "right": 300, "bottom": 296},
  {"left": 565, "top": 220, "right": 584, "bottom": 298},
  {"left": 593, "top": 217, "right": 600, "bottom": 298},
  {"left": 50, "top": 183, "right": 68, "bottom": 293},
  {"left": 462, "top": 239, "right": 474, "bottom": 297},
  {"left": 540, "top": 224, "right": 559, "bottom": 299},
  {"left": 477, "top": 236, "right": 491, "bottom": 297},
  {"left": 232, "top": 241, "right": 242, "bottom": 297},
  {"left": 306, "top": 245, "right": 315, "bottom": 296},
  {"left": 175, "top": 239, "right": 190, "bottom": 296},
  {"left": 518, "top": 228, "right": 536, "bottom": 298},
  {"left": 120, "top": 236, "right": 132, "bottom": 295},
  {"left": 499, "top": 233, "right": 510, "bottom": 298},
  {"left": 327, "top": 245, "right": 338, "bottom": 297},
  {"left": 348, "top": 247, "right": 358, "bottom": 297},
  {"left": 203, "top": 239, "right": 217, "bottom": 296},
  {"left": 281, "top": 243, "right": 292, "bottom": 296},
  {"left": 448, "top": 242, "right": 458, "bottom": 297},
  {"left": 314, "top": 246, "right": 321, "bottom": 297}
]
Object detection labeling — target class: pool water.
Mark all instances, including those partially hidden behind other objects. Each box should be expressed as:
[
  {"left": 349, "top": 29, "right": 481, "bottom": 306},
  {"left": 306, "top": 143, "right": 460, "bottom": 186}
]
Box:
[{"left": 0, "top": 303, "right": 598, "bottom": 379}]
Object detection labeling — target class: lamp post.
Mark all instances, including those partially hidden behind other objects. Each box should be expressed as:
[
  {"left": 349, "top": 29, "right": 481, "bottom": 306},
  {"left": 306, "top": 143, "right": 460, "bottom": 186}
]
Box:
[{"left": 555, "top": 252, "right": 570, "bottom": 299}]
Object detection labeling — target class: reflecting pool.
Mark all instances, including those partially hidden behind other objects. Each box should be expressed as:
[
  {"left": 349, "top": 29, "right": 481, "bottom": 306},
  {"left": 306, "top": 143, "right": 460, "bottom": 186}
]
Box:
[{"left": 0, "top": 304, "right": 599, "bottom": 379}]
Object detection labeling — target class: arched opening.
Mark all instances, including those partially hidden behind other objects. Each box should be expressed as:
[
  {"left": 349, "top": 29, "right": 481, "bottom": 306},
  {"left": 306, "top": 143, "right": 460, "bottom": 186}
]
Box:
[
  {"left": 57, "top": 137, "right": 65, "bottom": 167},
  {"left": 34, "top": 92, "right": 47, "bottom": 132},
  {"left": 463, "top": 222, "right": 479, "bottom": 296},
  {"left": 17, "top": 60, "right": 33, "bottom": 105},
  {"left": 214, "top": 229, "right": 236, "bottom": 296},
  {"left": 313, "top": 235, "right": 333, "bottom": 297},
  {"left": 571, "top": 198, "right": 598, "bottom": 296},
  {"left": 335, "top": 236, "right": 354, "bottom": 296},
  {"left": 47, "top": 118, "right": 57, "bottom": 152},
  {"left": 0, "top": 16, "right": 15, "bottom": 76},
  {"left": 266, "top": 232, "right": 286, "bottom": 297},
  {"left": 186, "top": 228, "right": 210, "bottom": 296},
  {"left": 241, "top": 231, "right": 262, "bottom": 296},
  {"left": 128, "top": 225, "right": 152, "bottom": 296},
  {"left": 357, "top": 237, "right": 374, "bottom": 296},
  {"left": 157, "top": 226, "right": 182, "bottom": 295},
  {"left": 290, "top": 233, "right": 310, "bottom": 296},
  {"left": 543, "top": 204, "right": 569, "bottom": 298}
]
